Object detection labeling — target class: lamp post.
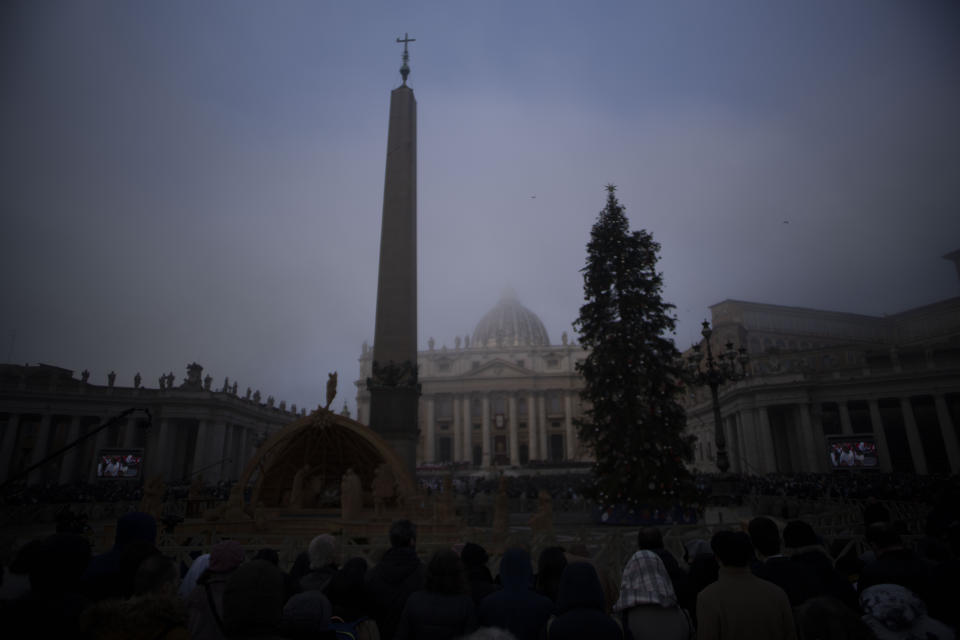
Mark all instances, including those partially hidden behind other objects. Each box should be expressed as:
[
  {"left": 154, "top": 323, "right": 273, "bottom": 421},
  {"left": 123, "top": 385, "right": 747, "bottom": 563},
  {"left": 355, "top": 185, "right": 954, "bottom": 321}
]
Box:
[{"left": 685, "top": 320, "right": 749, "bottom": 473}]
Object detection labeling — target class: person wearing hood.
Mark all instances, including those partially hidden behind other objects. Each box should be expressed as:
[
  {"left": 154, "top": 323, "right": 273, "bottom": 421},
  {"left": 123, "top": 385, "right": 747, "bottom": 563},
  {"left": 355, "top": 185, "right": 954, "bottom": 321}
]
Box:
[
  {"left": 547, "top": 562, "right": 623, "bottom": 640},
  {"left": 860, "top": 583, "right": 953, "bottom": 640},
  {"left": 479, "top": 547, "right": 554, "bottom": 640},
  {"left": 186, "top": 539, "right": 245, "bottom": 640},
  {"left": 613, "top": 550, "right": 691, "bottom": 640},
  {"left": 637, "top": 527, "right": 694, "bottom": 614},
  {"left": 179, "top": 553, "right": 210, "bottom": 599},
  {"left": 365, "top": 520, "right": 425, "bottom": 640},
  {"left": 83, "top": 511, "right": 157, "bottom": 601}
]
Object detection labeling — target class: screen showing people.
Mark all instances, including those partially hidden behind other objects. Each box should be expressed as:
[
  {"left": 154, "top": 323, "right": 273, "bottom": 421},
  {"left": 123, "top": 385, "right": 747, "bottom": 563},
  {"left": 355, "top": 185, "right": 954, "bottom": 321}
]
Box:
[
  {"left": 827, "top": 439, "right": 878, "bottom": 468},
  {"left": 96, "top": 450, "right": 144, "bottom": 478}
]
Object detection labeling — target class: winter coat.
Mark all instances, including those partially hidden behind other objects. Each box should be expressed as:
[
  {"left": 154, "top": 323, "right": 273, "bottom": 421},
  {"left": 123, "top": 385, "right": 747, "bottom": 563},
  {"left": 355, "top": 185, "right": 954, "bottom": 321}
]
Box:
[
  {"left": 186, "top": 570, "right": 233, "bottom": 640},
  {"left": 789, "top": 545, "right": 859, "bottom": 610},
  {"left": 365, "top": 546, "right": 425, "bottom": 640},
  {"left": 395, "top": 590, "right": 476, "bottom": 640},
  {"left": 695, "top": 566, "right": 796, "bottom": 640},
  {"left": 548, "top": 562, "right": 623, "bottom": 640},
  {"left": 80, "top": 593, "right": 190, "bottom": 640},
  {"left": 479, "top": 548, "right": 554, "bottom": 640},
  {"left": 751, "top": 555, "right": 820, "bottom": 607}
]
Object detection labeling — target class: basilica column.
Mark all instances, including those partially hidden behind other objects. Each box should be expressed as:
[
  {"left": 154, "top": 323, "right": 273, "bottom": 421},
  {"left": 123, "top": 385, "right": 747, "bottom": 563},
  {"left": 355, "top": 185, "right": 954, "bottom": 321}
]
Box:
[
  {"left": 537, "top": 393, "right": 548, "bottom": 461},
  {"left": 934, "top": 394, "right": 960, "bottom": 474},
  {"left": 58, "top": 416, "right": 83, "bottom": 484},
  {"left": 452, "top": 396, "right": 462, "bottom": 462},
  {"left": 192, "top": 420, "right": 210, "bottom": 481},
  {"left": 797, "top": 403, "right": 821, "bottom": 472},
  {"left": 868, "top": 400, "right": 894, "bottom": 472},
  {"left": 211, "top": 420, "right": 228, "bottom": 481},
  {"left": 838, "top": 402, "right": 854, "bottom": 435},
  {"left": 756, "top": 407, "right": 777, "bottom": 473},
  {"left": 508, "top": 395, "right": 519, "bottom": 466},
  {"left": 481, "top": 395, "right": 491, "bottom": 467},
  {"left": 527, "top": 391, "right": 539, "bottom": 460},
  {"left": 27, "top": 414, "right": 53, "bottom": 485},
  {"left": 462, "top": 395, "right": 472, "bottom": 462},
  {"left": 564, "top": 392, "right": 575, "bottom": 460},
  {"left": 221, "top": 424, "right": 235, "bottom": 481},
  {"left": 122, "top": 415, "right": 139, "bottom": 449},
  {"left": 425, "top": 397, "right": 436, "bottom": 463},
  {"left": 87, "top": 415, "right": 111, "bottom": 482},
  {"left": 900, "top": 397, "right": 928, "bottom": 474},
  {"left": 0, "top": 414, "right": 20, "bottom": 483}
]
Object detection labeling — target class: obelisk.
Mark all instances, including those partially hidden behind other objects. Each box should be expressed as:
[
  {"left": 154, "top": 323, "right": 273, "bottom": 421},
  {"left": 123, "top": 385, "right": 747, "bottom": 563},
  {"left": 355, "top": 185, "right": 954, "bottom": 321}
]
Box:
[{"left": 367, "top": 34, "right": 419, "bottom": 477}]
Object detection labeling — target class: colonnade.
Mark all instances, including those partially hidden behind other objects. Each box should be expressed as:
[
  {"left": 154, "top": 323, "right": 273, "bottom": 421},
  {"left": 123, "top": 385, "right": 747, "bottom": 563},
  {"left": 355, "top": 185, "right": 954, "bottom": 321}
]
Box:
[
  {"left": 709, "top": 392, "right": 960, "bottom": 475},
  {"left": 421, "top": 390, "right": 578, "bottom": 467},
  {"left": 0, "top": 411, "right": 268, "bottom": 486}
]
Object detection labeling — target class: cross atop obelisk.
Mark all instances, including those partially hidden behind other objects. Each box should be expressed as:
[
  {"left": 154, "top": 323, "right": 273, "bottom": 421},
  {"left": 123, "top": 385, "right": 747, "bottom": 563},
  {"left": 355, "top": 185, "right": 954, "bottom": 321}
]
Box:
[{"left": 397, "top": 33, "right": 415, "bottom": 85}]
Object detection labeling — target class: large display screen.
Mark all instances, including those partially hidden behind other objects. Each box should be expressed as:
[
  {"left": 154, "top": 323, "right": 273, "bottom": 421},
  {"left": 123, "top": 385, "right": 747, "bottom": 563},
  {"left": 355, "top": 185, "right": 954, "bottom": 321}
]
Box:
[
  {"left": 96, "top": 449, "right": 144, "bottom": 478},
  {"left": 827, "top": 437, "right": 878, "bottom": 469}
]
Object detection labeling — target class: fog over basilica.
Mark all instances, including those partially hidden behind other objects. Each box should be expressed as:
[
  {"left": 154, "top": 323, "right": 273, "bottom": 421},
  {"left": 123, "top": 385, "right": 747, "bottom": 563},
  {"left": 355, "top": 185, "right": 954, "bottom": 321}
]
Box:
[{"left": 2, "top": 1, "right": 958, "bottom": 417}]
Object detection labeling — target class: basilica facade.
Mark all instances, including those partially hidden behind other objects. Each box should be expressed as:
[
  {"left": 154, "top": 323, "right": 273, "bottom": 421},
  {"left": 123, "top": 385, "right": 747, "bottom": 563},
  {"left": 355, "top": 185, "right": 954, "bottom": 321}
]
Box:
[{"left": 355, "top": 291, "right": 588, "bottom": 469}]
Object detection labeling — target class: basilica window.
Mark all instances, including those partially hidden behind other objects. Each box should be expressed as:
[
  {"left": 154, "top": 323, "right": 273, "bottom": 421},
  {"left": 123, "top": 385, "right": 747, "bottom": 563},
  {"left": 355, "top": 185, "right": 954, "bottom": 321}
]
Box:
[
  {"left": 436, "top": 397, "right": 453, "bottom": 419},
  {"left": 546, "top": 358, "right": 560, "bottom": 369},
  {"left": 547, "top": 393, "right": 562, "bottom": 415},
  {"left": 438, "top": 361, "right": 451, "bottom": 373}
]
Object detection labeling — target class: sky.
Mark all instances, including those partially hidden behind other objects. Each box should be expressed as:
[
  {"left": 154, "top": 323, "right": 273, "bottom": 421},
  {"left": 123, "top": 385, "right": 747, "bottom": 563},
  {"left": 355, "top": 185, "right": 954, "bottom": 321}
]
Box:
[{"left": 2, "top": 1, "right": 958, "bottom": 415}]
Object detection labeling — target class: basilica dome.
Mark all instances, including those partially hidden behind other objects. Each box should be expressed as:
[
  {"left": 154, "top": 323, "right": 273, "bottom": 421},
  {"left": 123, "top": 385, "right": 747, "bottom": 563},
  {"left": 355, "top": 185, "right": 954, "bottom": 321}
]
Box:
[{"left": 472, "top": 289, "right": 550, "bottom": 348}]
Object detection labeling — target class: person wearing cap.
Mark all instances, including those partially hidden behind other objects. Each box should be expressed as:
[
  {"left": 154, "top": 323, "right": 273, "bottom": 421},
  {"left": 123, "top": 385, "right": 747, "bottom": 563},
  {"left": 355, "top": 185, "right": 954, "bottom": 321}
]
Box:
[{"left": 186, "top": 540, "right": 245, "bottom": 640}]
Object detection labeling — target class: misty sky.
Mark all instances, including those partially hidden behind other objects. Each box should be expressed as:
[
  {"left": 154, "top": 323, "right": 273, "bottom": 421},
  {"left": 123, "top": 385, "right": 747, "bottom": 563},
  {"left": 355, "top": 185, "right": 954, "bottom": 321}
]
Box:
[{"left": 2, "top": 1, "right": 958, "bottom": 415}]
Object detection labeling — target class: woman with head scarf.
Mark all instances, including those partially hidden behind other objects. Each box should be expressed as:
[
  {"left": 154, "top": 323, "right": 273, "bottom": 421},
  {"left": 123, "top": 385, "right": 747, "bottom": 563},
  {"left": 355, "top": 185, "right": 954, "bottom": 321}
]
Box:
[{"left": 613, "top": 550, "right": 691, "bottom": 640}]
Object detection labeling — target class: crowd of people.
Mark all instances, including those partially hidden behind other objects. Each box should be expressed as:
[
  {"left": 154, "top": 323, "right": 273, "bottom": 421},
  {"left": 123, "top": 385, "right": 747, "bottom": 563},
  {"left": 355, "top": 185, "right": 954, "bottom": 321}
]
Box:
[{"left": 1, "top": 498, "right": 957, "bottom": 640}]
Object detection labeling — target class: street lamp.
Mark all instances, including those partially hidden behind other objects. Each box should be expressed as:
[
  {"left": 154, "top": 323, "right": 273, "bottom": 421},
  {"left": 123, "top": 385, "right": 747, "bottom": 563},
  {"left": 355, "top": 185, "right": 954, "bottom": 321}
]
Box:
[{"left": 685, "top": 320, "right": 749, "bottom": 473}]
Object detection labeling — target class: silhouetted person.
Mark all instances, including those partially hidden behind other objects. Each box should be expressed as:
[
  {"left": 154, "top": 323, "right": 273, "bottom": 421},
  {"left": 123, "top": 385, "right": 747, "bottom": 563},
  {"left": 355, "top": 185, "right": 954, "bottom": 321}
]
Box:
[
  {"left": 396, "top": 548, "right": 477, "bottom": 640},
  {"left": 696, "top": 531, "right": 796, "bottom": 640},
  {"left": 222, "top": 559, "right": 286, "bottom": 639},
  {"left": 548, "top": 562, "right": 623, "bottom": 640},
  {"left": 365, "top": 519, "right": 425, "bottom": 640},
  {"left": 479, "top": 548, "right": 554, "bottom": 640},
  {"left": 535, "top": 546, "right": 567, "bottom": 604},
  {"left": 82, "top": 511, "right": 157, "bottom": 601},
  {"left": 8, "top": 533, "right": 92, "bottom": 637},
  {"left": 859, "top": 521, "right": 934, "bottom": 604},
  {"left": 783, "top": 520, "right": 858, "bottom": 611},
  {"left": 748, "top": 516, "right": 819, "bottom": 606},
  {"left": 461, "top": 542, "right": 499, "bottom": 606}
]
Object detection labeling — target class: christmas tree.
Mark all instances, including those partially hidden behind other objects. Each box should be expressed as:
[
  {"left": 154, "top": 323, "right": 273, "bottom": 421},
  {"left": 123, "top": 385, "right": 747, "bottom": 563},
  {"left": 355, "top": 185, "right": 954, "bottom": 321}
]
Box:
[{"left": 573, "top": 185, "right": 695, "bottom": 510}]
